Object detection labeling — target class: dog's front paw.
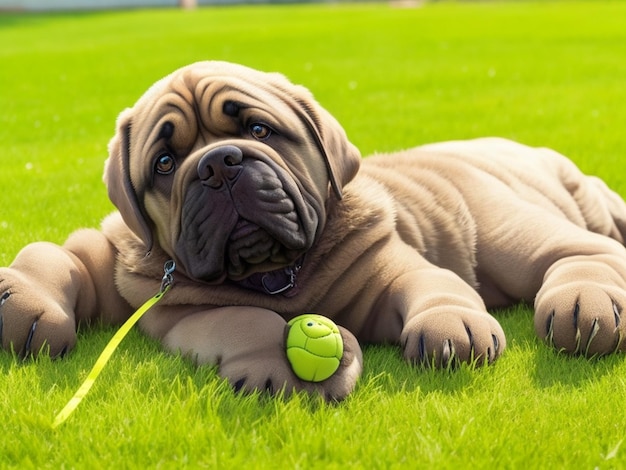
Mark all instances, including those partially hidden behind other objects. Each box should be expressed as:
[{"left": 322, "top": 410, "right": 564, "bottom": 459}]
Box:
[
  {"left": 535, "top": 282, "right": 626, "bottom": 357},
  {"left": 220, "top": 323, "right": 362, "bottom": 401},
  {"left": 0, "top": 268, "right": 76, "bottom": 358},
  {"left": 162, "top": 307, "right": 363, "bottom": 401},
  {"left": 307, "top": 325, "right": 363, "bottom": 400},
  {"left": 401, "top": 306, "right": 506, "bottom": 368}
]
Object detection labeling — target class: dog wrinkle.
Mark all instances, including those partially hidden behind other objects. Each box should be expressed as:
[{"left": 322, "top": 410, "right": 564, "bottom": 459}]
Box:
[{"left": 157, "top": 121, "right": 175, "bottom": 141}]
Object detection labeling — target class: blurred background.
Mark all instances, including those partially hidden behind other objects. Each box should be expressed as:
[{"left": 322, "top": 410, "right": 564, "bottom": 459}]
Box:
[{"left": 3, "top": 0, "right": 310, "bottom": 9}]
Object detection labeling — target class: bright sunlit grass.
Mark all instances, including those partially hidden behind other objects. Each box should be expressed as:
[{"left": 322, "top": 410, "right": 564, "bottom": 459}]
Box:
[{"left": 1, "top": 1, "right": 626, "bottom": 467}]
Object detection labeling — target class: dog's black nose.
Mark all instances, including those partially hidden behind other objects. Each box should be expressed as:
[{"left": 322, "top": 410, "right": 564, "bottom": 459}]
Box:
[{"left": 198, "top": 145, "right": 243, "bottom": 188}]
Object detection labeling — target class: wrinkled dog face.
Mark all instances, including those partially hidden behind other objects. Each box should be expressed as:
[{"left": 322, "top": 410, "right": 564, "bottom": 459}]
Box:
[{"left": 105, "top": 61, "right": 361, "bottom": 282}]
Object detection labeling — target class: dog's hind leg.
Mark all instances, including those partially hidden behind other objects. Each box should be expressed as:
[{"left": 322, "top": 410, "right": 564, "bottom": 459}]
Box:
[
  {"left": 575, "top": 175, "right": 626, "bottom": 244},
  {"left": 538, "top": 146, "right": 626, "bottom": 244}
]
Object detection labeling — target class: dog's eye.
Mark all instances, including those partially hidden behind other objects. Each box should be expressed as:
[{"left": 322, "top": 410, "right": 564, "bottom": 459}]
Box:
[
  {"left": 249, "top": 123, "right": 272, "bottom": 141},
  {"left": 155, "top": 153, "right": 176, "bottom": 175}
]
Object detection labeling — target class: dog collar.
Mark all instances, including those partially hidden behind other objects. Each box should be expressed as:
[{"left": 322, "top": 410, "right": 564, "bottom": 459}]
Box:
[{"left": 236, "top": 256, "right": 304, "bottom": 297}]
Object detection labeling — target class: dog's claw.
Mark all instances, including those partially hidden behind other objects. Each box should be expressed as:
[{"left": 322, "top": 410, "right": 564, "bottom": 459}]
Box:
[
  {"left": 545, "top": 310, "right": 555, "bottom": 347},
  {"left": 57, "top": 345, "right": 69, "bottom": 359},
  {"left": 23, "top": 320, "right": 37, "bottom": 358},
  {"left": 574, "top": 330, "right": 582, "bottom": 355},
  {"left": 0, "top": 292, "right": 7, "bottom": 348},
  {"left": 572, "top": 302, "right": 582, "bottom": 354},
  {"left": 584, "top": 318, "right": 600, "bottom": 357},
  {"left": 233, "top": 378, "right": 246, "bottom": 393},
  {"left": 492, "top": 334, "right": 500, "bottom": 355},
  {"left": 417, "top": 334, "right": 427, "bottom": 364},
  {"left": 613, "top": 301, "right": 622, "bottom": 328},
  {"left": 613, "top": 330, "right": 624, "bottom": 354},
  {"left": 488, "top": 334, "right": 501, "bottom": 363},
  {"left": 465, "top": 325, "right": 475, "bottom": 356},
  {"left": 442, "top": 339, "right": 454, "bottom": 368}
]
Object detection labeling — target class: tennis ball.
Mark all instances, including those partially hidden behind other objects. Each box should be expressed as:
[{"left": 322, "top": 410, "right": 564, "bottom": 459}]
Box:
[{"left": 286, "top": 314, "right": 344, "bottom": 382}]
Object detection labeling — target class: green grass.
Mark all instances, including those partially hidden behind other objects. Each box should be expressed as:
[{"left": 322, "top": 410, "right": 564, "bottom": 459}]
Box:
[{"left": 2, "top": 1, "right": 626, "bottom": 467}]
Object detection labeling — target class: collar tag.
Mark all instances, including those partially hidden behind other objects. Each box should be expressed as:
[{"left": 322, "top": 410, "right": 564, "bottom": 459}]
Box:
[{"left": 237, "top": 256, "right": 304, "bottom": 296}]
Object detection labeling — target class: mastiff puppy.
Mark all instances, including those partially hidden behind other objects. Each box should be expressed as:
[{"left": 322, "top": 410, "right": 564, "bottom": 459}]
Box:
[{"left": 2, "top": 61, "right": 626, "bottom": 400}]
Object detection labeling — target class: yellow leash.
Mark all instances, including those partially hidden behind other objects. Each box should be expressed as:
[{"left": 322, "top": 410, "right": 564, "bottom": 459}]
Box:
[{"left": 51, "top": 260, "right": 175, "bottom": 428}]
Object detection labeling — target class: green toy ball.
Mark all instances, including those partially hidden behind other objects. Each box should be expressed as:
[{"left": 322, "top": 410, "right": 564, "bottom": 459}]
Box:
[{"left": 286, "top": 314, "right": 344, "bottom": 382}]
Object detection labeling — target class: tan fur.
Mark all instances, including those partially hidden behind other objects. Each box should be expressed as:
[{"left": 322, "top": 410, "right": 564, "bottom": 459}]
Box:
[{"left": 2, "top": 61, "right": 626, "bottom": 399}]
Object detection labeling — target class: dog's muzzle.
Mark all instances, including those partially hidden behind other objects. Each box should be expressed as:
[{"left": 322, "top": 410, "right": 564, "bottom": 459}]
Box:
[{"left": 174, "top": 144, "right": 313, "bottom": 283}]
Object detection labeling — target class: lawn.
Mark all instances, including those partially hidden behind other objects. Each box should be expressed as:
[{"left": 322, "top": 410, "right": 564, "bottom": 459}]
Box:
[{"left": 2, "top": 1, "right": 626, "bottom": 467}]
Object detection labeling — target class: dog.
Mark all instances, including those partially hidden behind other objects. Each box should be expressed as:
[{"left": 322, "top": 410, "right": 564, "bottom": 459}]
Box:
[{"left": 2, "top": 61, "right": 626, "bottom": 400}]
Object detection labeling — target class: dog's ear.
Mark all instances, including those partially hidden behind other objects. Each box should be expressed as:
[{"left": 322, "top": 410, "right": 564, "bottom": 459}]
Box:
[
  {"left": 103, "top": 108, "right": 154, "bottom": 251},
  {"left": 279, "top": 80, "right": 361, "bottom": 200},
  {"left": 308, "top": 104, "right": 361, "bottom": 200}
]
